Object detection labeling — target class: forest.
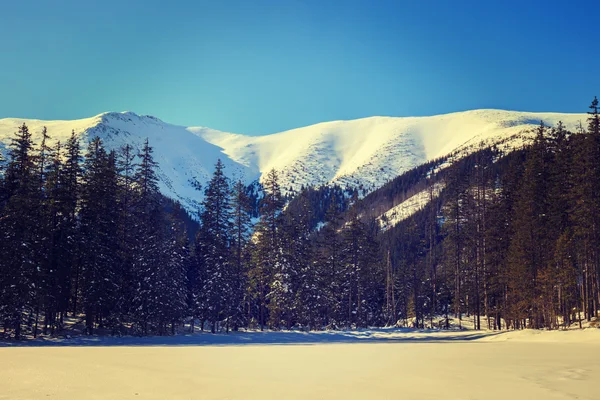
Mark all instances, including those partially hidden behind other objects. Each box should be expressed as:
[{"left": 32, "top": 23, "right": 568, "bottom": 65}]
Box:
[
  {"left": 0, "top": 98, "right": 599, "bottom": 339},
  {"left": 379, "top": 97, "right": 600, "bottom": 331}
]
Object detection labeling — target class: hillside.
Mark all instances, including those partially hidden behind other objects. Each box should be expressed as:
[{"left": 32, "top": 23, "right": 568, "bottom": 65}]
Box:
[
  {"left": 0, "top": 109, "right": 587, "bottom": 210},
  {"left": 0, "top": 112, "right": 253, "bottom": 211}
]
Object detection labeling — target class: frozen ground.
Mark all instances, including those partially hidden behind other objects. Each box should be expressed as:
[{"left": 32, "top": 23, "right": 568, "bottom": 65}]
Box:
[{"left": 1, "top": 328, "right": 599, "bottom": 400}]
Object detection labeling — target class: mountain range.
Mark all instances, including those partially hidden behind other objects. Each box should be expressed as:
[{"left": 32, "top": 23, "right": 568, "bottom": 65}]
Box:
[{"left": 0, "top": 109, "right": 588, "bottom": 212}]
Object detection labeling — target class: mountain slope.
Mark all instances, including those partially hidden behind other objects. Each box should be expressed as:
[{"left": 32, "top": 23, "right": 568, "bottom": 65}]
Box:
[
  {"left": 0, "top": 109, "right": 588, "bottom": 211},
  {"left": 196, "top": 109, "right": 587, "bottom": 194},
  {"left": 0, "top": 112, "right": 256, "bottom": 211}
]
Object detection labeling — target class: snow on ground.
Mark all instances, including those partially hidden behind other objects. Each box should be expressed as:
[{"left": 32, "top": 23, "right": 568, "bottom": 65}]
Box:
[
  {"left": 378, "top": 182, "right": 445, "bottom": 231},
  {"left": 1, "top": 328, "right": 599, "bottom": 400}
]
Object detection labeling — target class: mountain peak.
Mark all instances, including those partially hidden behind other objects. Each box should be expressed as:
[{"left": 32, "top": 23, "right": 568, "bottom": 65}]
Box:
[
  {"left": 0, "top": 109, "right": 588, "bottom": 212},
  {"left": 95, "top": 111, "right": 166, "bottom": 126}
]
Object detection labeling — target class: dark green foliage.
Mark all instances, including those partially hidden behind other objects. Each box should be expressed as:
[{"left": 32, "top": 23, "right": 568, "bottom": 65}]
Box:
[
  {"left": 0, "top": 128, "right": 194, "bottom": 338},
  {"left": 195, "top": 159, "right": 233, "bottom": 333},
  {"left": 230, "top": 180, "right": 252, "bottom": 330},
  {"left": 2, "top": 98, "right": 600, "bottom": 337},
  {"left": 0, "top": 124, "right": 40, "bottom": 338}
]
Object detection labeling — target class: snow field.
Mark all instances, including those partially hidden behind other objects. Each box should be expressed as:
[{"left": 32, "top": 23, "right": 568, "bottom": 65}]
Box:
[{"left": 2, "top": 328, "right": 599, "bottom": 400}]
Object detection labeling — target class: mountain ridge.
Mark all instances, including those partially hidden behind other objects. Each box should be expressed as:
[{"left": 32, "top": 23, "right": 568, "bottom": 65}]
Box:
[{"left": 0, "top": 109, "right": 589, "bottom": 211}]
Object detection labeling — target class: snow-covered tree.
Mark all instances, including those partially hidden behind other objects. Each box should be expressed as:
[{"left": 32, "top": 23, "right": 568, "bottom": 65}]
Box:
[{"left": 196, "top": 159, "right": 233, "bottom": 333}]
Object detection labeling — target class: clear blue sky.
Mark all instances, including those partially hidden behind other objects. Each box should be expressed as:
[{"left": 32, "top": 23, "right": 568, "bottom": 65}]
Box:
[{"left": 1, "top": 0, "right": 598, "bottom": 135}]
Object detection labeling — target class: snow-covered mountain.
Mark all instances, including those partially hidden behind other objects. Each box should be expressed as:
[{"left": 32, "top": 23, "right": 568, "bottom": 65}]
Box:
[
  {"left": 0, "top": 112, "right": 254, "bottom": 211},
  {"left": 0, "top": 109, "right": 588, "bottom": 211}
]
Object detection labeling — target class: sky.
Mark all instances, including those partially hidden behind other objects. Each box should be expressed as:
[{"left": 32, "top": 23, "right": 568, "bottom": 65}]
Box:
[{"left": 1, "top": 0, "right": 598, "bottom": 135}]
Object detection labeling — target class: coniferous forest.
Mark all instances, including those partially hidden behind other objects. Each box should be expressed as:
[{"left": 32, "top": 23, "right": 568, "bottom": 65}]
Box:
[{"left": 1, "top": 98, "right": 599, "bottom": 339}]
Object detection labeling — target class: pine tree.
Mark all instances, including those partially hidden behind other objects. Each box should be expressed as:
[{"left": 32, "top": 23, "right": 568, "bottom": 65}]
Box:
[
  {"left": 486, "top": 150, "right": 526, "bottom": 330},
  {"left": 341, "top": 209, "right": 366, "bottom": 328},
  {"left": 441, "top": 162, "right": 469, "bottom": 327},
  {"left": 550, "top": 229, "right": 578, "bottom": 327},
  {"left": 288, "top": 191, "right": 318, "bottom": 330},
  {"left": 196, "top": 159, "right": 233, "bottom": 333},
  {"left": 37, "top": 137, "right": 64, "bottom": 335},
  {"left": 131, "top": 138, "right": 164, "bottom": 334},
  {"left": 359, "top": 217, "right": 384, "bottom": 327},
  {"left": 318, "top": 199, "right": 344, "bottom": 328},
  {"left": 115, "top": 144, "right": 137, "bottom": 326},
  {"left": 547, "top": 122, "right": 572, "bottom": 237},
  {"left": 151, "top": 211, "right": 189, "bottom": 335},
  {"left": 230, "top": 180, "right": 252, "bottom": 330},
  {"left": 0, "top": 123, "right": 40, "bottom": 338},
  {"left": 585, "top": 97, "right": 600, "bottom": 321},
  {"left": 79, "top": 138, "right": 120, "bottom": 334},
  {"left": 249, "top": 168, "right": 284, "bottom": 330},
  {"left": 569, "top": 98, "right": 600, "bottom": 322},
  {"left": 63, "top": 131, "right": 82, "bottom": 317},
  {"left": 506, "top": 123, "right": 551, "bottom": 328}
]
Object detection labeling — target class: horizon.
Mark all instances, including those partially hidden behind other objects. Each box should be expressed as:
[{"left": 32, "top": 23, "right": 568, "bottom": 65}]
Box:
[
  {"left": 2, "top": 1, "right": 599, "bottom": 135},
  {"left": 1, "top": 107, "right": 593, "bottom": 136}
]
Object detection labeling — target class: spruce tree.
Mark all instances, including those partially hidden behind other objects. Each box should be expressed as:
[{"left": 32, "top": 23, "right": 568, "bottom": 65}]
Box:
[
  {"left": 318, "top": 199, "right": 344, "bottom": 328},
  {"left": 441, "top": 162, "right": 469, "bottom": 327},
  {"left": 115, "top": 144, "right": 137, "bottom": 326},
  {"left": 196, "top": 159, "right": 233, "bottom": 333},
  {"left": 38, "top": 137, "right": 64, "bottom": 335},
  {"left": 230, "top": 180, "right": 252, "bottom": 330},
  {"left": 79, "top": 138, "right": 120, "bottom": 334},
  {"left": 287, "top": 191, "right": 316, "bottom": 329},
  {"left": 249, "top": 168, "right": 284, "bottom": 330},
  {"left": 569, "top": 98, "right": 600, "bottom": 322},
  {"left": 506, "top": 123, "right": 551, "bottom": 328},
  {"left": 0, "top": 123, "right": 40, "bottom": 338},
  {"left": 341, "top": 209, "right": 365, "bottom": 328},
  {"left": 131, "top": 138, "right": 164, "bottom": 334},
  {"left": 63, "top": 131, "right": 82, "bottom": 316}
]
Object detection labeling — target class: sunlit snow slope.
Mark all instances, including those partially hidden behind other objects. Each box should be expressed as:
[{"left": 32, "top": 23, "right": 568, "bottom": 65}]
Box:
[
  {"left": 196, "top": 109, "right": 587, "bottom": 193},
  {"left": 0, "top": 112, "right": 254, "bottom": 211},
  {"left": 0, "top": 109, "right": 587, "bottom": 210}
]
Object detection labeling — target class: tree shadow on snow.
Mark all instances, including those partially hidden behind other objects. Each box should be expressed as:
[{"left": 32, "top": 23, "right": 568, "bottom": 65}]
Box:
[{"left": 0, "top": 328, "right": 504, "bottom": 348}]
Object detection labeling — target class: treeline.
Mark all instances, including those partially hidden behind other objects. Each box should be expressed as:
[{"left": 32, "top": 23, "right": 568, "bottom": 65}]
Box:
[
  {"left": 0, "top": 124, "right": 383, "bottom": 339},
  {"left": 0, "top": 126, "right": 192, "bottom": 339},
  {"left": 193, "top": 165, "right": 383, "bottom": 332},
  {"left": 2, "top": 98, "right": 599, "bottom": 338},
  {"left": 384, "top": 97, "right": 600, "bottom": 330}
]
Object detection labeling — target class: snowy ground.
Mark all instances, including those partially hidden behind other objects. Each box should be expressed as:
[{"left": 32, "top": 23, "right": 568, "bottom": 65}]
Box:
[{"left": 2, "top": 328, "right": 599, "bottom": 400}]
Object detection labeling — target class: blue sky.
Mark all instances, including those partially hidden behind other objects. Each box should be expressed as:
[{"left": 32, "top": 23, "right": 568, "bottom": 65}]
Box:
[{"left": 1, "top": 0, "right": 598, "bottom": 134}]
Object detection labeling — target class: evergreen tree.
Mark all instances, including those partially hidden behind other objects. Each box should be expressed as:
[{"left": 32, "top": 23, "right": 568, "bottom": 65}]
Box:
[
  {"left": 0, "top": 124, "right": 41, "bottom": 338},
  {"left": 230, "top": 180, "right": 252, "bottom": 330},
  {"left": 196, "top": 159, "right": 233, "bottom": 333},
  {"left": 317, "top": 199, "right": 344, "bottom": 328},
  {"left": 38, "top": 138, "right": 64, "bottom": 335},
  {"left": 569, "top": 98, "right": 600, "bottom": 322},
  {"left": 341, "top": 209, "right": 368, "bottom": 328},
  {"left": 506, "top": 123, "right": 552, "bottom": 328},
  {"left": 115, "top": 144, "right": 137, "bottom": 326},
  {"left": 79, "top": 138, "right": 120, "bottom": 334},
  {"left": 441, "top": 162, "right": 470, "bottom": 327},
  {"left": 249, "top": 168, "right": 284, "bottom": 330},
  {"left": 63, "top": 131, "right": 82, "bottom": 316},
  {"left": 131, "top": 138, "right": 164, "bottom": 334},
  {"left": 287, "top": 191, "right": 318, "bottom": 329},
  {"left": 152, "top": 212, "right": 189, "bottom": 335}
]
